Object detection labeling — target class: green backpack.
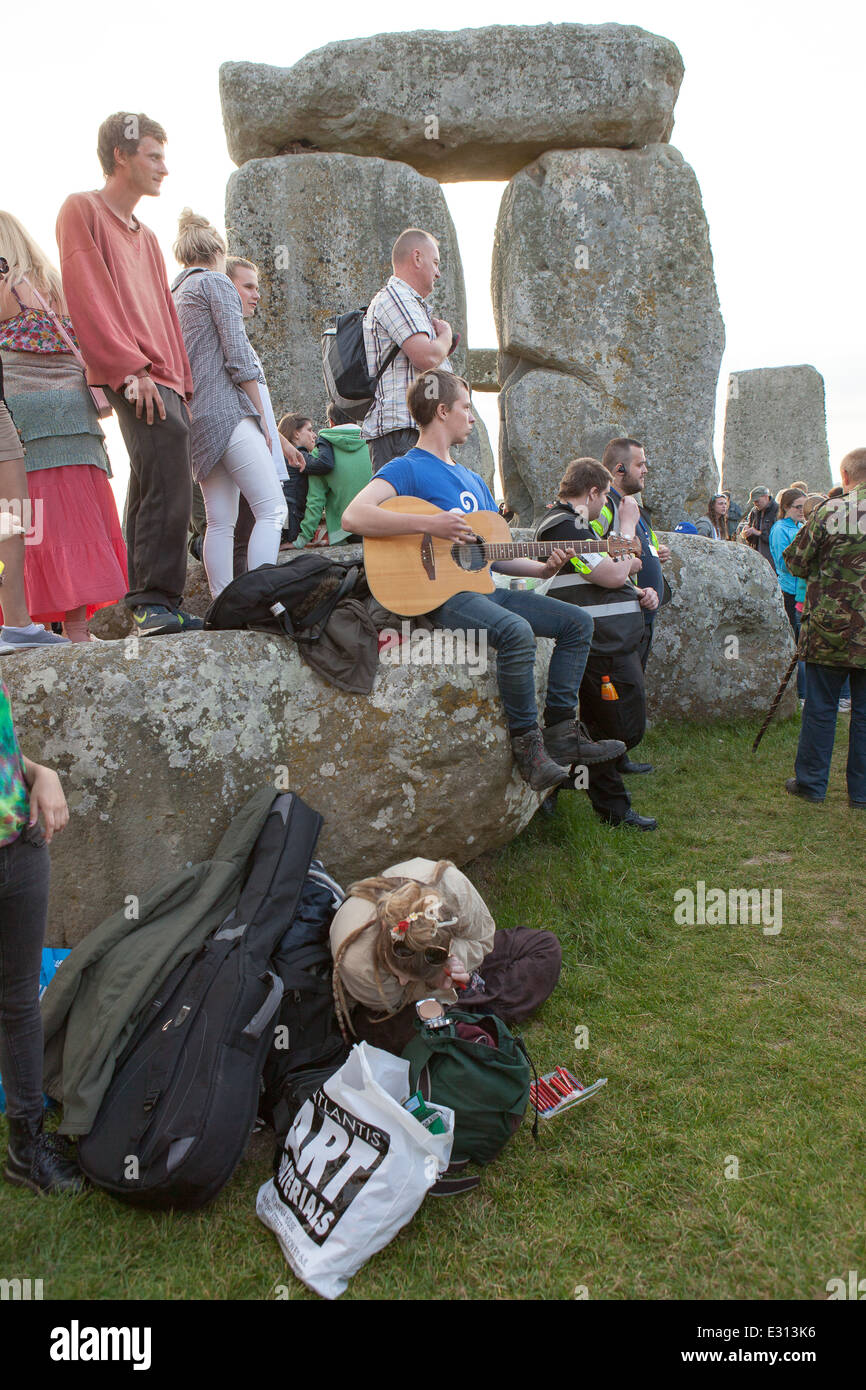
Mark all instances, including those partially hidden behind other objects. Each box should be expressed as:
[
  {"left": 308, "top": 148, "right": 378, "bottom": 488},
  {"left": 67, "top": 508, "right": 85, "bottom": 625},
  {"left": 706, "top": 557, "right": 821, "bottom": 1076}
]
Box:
[{"left": 402, "top": 1010, "right": 533, "bottom": 1168}]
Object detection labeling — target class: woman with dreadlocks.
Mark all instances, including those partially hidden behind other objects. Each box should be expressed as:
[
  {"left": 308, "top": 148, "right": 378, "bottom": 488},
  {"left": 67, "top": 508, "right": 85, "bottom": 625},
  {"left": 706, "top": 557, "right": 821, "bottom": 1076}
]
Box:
[{"left": 330, "top": 858, "right": 561, "bottom": 1053}]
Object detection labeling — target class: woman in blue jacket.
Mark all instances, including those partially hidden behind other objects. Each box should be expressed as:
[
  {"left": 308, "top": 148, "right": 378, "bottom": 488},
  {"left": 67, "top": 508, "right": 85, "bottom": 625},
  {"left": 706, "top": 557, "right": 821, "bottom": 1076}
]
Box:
[{"left": 770, "top": 488, "right": 807, "bottom": 699}]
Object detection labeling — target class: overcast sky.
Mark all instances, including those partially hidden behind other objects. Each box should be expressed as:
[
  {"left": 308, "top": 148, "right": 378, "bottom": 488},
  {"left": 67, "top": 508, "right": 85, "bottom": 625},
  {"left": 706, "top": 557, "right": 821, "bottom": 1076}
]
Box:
[{"left": 4, "top": 0, "right": 862, "bottom": 503}]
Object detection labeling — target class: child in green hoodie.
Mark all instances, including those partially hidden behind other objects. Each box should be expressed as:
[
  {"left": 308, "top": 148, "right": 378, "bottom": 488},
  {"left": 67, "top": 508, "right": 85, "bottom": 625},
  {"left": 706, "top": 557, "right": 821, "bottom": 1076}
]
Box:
[{"left": 293, "top": 404, "right": 373, "bottom": 549}]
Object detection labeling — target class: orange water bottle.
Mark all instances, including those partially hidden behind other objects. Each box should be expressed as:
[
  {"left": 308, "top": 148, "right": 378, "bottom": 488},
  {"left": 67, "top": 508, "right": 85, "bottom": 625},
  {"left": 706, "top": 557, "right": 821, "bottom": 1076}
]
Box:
[{"left": 601, "top": 674, "right": 618, "bottom": 700}]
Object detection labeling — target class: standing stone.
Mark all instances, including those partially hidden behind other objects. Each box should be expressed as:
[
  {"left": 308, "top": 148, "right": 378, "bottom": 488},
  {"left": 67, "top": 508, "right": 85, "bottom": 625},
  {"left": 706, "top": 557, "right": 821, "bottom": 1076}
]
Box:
[
  {"left": 721, "top": 366, "right": 832, "bottom": 504},
  {"left": 220, "top": 24, "right": 683, "bottom": 179},
  {"left": 493, "top": 145, "right": 725, "bottom": 526},
  {"left": 467, "top": 349, "right": 499, "bottom": 392},
  {"left": 225, "top": 152, "right": 494, "bottom": 487}
]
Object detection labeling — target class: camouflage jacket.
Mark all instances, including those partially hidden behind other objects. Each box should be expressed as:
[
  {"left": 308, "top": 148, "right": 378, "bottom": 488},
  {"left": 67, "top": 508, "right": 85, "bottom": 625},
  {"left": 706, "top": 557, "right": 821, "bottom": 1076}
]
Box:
[{"left": 783, "top": 484, "right": 866, "bottom": 667}]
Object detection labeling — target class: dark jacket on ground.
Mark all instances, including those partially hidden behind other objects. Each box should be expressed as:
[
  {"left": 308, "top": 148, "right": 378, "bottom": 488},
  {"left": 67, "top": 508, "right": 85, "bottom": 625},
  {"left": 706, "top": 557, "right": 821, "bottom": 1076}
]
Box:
[{"left": 42, "top": 789, "right": 275, "bottom": 1135}]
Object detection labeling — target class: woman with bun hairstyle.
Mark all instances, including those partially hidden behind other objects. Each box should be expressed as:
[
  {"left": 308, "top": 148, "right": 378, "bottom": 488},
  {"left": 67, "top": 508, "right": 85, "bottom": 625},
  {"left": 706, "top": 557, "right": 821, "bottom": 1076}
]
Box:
[
  {"left": 171, "top": 211, "right": 289, "bottom": 597},
  {"left": 331, "top": 858, "right": 561, "bottom": 1052}
]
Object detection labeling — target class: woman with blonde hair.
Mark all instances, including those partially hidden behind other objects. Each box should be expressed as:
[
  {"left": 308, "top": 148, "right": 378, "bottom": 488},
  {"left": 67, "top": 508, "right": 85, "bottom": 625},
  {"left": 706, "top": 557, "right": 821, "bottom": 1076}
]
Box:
[
  {"left": 171, "top": 211, "right": 293, "bottom": 596},
  {"left": 0, "top": 213, "right": 127, "bottom": 649},
  {"left": 330, "top": 858, "right": 561, "bottom": 1052}
]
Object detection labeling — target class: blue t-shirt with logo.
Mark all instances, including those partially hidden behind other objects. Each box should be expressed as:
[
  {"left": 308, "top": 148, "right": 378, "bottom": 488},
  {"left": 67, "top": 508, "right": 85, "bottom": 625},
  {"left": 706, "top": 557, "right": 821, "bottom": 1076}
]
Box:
[{"left": 378, "top": 448, "right": 497, "bottom": 515}]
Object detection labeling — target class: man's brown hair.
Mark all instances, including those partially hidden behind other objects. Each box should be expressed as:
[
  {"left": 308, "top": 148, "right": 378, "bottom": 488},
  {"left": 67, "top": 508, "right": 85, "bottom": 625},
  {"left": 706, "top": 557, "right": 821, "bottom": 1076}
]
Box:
[
  {"left": 840, "top": 448, "right": 866, "bottom": 484},
  {"left": 559, "top": 458, "right": 613, "bottom": 499},
  {"left": 97, "top": 112, "right": 167, "bottom": 176},
  {"left": 602, "top": 437, "right": 643, "bottom": 473},
  {"left": 406, "top": 371, "right": 469, "bottom": 428}
]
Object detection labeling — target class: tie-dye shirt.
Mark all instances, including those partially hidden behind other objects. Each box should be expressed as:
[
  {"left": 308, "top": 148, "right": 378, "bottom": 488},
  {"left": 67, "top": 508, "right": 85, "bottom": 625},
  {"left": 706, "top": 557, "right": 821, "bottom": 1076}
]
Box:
[{"left": 1, "top": 681, "right": 29, "bottom": 847}]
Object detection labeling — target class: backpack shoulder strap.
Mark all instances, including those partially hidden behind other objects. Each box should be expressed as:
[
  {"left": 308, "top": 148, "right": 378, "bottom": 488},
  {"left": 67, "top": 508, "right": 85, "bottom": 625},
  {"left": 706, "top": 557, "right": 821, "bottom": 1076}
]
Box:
[{"left": 236, "top": 794, "right": 323, "bottom": 963}]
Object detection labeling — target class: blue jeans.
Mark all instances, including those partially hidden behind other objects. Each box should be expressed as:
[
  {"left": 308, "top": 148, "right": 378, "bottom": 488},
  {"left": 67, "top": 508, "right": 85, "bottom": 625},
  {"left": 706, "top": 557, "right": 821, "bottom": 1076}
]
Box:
[
  {"left": 0, "top": 828, "right": 50, "bottom": 1124},
  {"left": 430, "top": 587, "right": 593, "bottom": 732},
  {"left": 794, "top": 664, "right": 866, "bottom": 801}
]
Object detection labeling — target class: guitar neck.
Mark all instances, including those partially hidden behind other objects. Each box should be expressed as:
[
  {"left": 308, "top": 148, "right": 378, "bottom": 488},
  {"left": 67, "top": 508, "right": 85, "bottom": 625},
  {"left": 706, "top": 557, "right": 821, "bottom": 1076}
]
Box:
[{"left": 484, "top": 538, "right": 612, "bottom": 560}]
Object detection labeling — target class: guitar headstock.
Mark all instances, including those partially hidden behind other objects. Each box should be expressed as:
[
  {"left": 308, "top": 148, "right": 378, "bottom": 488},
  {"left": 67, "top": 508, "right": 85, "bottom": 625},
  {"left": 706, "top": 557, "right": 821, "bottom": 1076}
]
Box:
[{"left": 607, "top": 532, "right": 644, "bottom": 559}]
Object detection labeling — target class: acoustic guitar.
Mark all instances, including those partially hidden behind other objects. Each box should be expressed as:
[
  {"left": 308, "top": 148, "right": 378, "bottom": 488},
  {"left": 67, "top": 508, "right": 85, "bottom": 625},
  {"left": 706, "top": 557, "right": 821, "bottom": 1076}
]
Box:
[{"left": 363, "top": 497, "right": 642, "bottom": 617}]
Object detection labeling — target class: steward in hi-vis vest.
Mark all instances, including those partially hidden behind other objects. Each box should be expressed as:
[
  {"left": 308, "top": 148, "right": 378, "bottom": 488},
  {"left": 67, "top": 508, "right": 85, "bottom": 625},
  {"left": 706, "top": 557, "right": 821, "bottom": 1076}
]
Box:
[
  {"left": 534, "top": 457, "right": 658, "bottom": 831},
  {"left": 600, "top": 436, "right": 671, "bottom": 669}
]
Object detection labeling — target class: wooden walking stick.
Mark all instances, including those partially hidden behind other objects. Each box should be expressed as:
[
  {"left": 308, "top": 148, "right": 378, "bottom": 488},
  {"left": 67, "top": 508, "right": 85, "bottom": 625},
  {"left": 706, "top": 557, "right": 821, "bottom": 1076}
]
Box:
[{"left": 752, "top": 650, "right": 800, "bottom": 753}]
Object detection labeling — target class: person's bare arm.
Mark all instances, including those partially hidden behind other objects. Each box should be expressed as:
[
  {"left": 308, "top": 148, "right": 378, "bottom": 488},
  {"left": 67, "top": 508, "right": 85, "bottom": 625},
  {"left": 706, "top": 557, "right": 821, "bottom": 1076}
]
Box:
[
  {"left": 20, "top": 757, "right": 69, "bottom": 843},
  {"left": 400, "top": 322, "right": 452, "bottom": 373},
  {"left": 588, "top": 555, "right": 643, "bottom": 587},
  {"left": 0, "top": 276, "right": 20, "bottom": 321},
  {"left": 342, "top": 477, "right": 477, "bottom": 541},
  {"left": 494, "top": 548, "right": 576, "bottom": 578}
]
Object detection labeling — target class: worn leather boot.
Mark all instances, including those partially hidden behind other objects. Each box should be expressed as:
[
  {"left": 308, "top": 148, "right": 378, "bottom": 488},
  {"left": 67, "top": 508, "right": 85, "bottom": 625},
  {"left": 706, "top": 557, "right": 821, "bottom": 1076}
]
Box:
[
  {"left": 4, "top": 1115, "right": 86, "bottom": 1194},
  {"left": 544, "top": 719, "right": 625, "bottom": 766},
  {"left": 511, "top": 727, "right": 571, "bottom": 792}
]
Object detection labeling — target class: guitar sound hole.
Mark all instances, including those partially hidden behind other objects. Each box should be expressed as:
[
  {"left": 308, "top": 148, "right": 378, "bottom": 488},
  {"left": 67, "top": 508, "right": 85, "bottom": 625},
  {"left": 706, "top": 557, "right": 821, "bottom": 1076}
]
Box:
[{"left": 451, "top": 539, "right": 487, "bottom": 573}]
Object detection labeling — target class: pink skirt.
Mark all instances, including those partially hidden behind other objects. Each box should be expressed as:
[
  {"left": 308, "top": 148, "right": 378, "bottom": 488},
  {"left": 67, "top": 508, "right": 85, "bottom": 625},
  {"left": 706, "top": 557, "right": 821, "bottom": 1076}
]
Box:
[{"left": 1, "top": 465, "right": 128, "bottom": 624}]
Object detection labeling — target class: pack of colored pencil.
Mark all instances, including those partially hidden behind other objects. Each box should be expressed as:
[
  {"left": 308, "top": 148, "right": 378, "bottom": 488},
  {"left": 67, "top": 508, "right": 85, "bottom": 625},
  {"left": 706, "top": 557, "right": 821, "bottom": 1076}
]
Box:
[{"left": 530, "top": 1067, "right": 607, "bottom": 1118}]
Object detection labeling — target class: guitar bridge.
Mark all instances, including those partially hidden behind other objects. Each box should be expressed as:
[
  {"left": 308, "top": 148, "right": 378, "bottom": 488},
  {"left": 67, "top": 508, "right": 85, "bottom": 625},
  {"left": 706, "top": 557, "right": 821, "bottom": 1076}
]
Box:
[{"left": 420, "top": 533, "right": 436, "bottom": 580}]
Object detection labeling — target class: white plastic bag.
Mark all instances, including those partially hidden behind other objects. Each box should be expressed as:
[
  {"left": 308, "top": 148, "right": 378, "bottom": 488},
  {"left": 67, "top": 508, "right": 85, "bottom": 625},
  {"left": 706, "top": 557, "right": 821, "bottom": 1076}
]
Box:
[{"left": 256, "top": 1041, "right": 454, "bottom": 1300}]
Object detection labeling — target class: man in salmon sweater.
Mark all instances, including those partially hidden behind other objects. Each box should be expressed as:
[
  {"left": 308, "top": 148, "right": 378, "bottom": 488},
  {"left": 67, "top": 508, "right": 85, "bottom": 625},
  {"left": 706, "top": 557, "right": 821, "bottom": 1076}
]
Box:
[{"left": 56, "top": 112, "right": 201, "bottom": 636}]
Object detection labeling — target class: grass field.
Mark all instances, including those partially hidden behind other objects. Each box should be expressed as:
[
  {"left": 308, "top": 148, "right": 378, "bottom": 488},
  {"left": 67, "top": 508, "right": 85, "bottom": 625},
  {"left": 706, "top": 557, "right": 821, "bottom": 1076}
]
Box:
[{"left": 2, "top": 712, "right": 863, "bottom": 1301}]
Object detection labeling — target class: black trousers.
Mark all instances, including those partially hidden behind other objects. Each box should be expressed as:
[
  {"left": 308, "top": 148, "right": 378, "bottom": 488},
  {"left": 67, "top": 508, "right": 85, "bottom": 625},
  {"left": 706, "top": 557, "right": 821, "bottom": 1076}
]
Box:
[
  {"left": 369, "top": 427, "right": 419, "bottom": 473},
  {"left": 580, "top": 647, "right": 647, "bottom": 820},
  {"left": 638, "top": 620, "right": 653, "bottom": 672},
  {"left": 106, "top": 385, "right": 192, "bottom": 610},
  {"left": 0, "top": 829, "right": 50, "bottom": 1124}
]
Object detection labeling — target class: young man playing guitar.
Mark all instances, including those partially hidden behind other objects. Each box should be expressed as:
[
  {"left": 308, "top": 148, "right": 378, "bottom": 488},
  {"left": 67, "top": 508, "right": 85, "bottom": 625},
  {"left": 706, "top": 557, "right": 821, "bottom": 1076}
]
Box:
[{"left": 342, "top": 370, "right": 626, "bottom": 792}]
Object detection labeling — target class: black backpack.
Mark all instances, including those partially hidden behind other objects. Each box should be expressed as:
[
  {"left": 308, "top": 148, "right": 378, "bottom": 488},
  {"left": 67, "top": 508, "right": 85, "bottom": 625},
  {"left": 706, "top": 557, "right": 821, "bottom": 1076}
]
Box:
[
  {"left": 78, "top": 793, "right": 324, "bottom": 1210},
  {"left": 321, "top": 308, "right": 400, "bottom": 422},
  {"left": 259, "top": 862, "right": 350, "bottom": 1139},
  {"left": 203, "top": 555, "right": 379, "bottom": 694}
]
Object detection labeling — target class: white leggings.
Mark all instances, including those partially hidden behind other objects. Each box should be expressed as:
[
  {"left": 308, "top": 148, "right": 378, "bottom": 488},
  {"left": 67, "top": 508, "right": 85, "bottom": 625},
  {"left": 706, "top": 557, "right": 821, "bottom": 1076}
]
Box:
[{"left": 200, "top": 417, "right": 288, "bottom": 596}]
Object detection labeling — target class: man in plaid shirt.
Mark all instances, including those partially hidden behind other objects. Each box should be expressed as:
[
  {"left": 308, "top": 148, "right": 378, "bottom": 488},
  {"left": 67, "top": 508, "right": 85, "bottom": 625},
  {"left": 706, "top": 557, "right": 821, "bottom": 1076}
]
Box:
[{"left": 362, "top": 228, "right": 456, "bottom": 471}]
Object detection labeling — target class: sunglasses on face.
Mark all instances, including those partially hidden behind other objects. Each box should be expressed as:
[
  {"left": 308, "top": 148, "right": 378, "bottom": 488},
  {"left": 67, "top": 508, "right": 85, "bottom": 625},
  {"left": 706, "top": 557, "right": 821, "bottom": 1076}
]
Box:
[
  {"left": 391, "top": 939, "right": 452, "bottom": 966},
  {"left": 0, "top": 257, "right": 8, "bottom": 277}
]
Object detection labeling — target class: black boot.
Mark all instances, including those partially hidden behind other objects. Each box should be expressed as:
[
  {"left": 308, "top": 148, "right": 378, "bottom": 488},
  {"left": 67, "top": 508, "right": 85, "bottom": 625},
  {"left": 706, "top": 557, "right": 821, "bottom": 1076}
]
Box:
[
  {"left": 603, "top": 808, "right": 658, "bottom": 831},
  {"left": 4, "top": 1115, "right": 86, "bottom": 1194}
]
